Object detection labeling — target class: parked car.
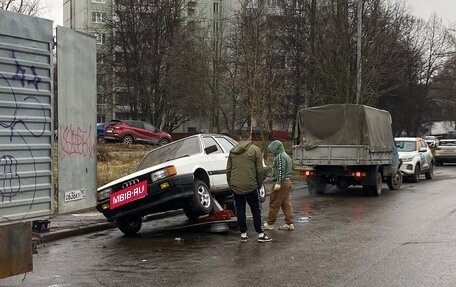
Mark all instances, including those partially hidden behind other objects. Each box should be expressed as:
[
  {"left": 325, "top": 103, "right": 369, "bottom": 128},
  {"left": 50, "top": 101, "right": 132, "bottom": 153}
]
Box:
[
  {"left": 435, "top": 139, "right": 456, "bottom": 165},
  {"left": 395, "top": 137, "right": 434, "bottom": 182},
  {"left": 104, "top": 120, "right": 172, "bottom": 145},
  {"left": 96, "top": 133, "right": 267, "bottom": 235},
  {"left": 96, "top": 122, "right": 108, "bottom": 143}
]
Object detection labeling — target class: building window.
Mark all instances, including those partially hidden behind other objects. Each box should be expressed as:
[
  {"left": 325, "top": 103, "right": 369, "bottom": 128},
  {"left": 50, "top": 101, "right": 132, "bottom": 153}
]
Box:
[
  {"left": 95, "top": 33, "right": 105, "bottom": 44},
  {"left": 213, "top": 21, "right": 219, "bottom": 33},
  {"left": 92, "top": 12, "right": 106, "bottom": 23},
  {"left": 213, "top": 2, "right": 220, "bottom": 14},
  {"left": 92, "top": 0, "right": 106, "bottom": 3}
]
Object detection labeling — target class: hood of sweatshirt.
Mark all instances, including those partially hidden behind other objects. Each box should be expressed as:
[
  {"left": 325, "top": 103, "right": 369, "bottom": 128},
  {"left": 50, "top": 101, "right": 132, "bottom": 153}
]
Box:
[
  {"left": 230, "top": 141, "right": 253, "bottom": 154},
  {"left": 268, "top": 140, "right": 284, "bottom": 156}
]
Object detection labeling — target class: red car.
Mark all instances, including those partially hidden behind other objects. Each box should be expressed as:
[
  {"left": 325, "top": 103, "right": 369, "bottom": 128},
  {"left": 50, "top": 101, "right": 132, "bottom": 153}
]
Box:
[{"left": 104, "top": 120, "right": 172, "bottom": 145}]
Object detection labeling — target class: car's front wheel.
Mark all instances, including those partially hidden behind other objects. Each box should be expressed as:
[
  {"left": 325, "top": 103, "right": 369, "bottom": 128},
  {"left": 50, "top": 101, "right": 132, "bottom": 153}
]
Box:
[
  {"left": 184, "top": 179, "right": 213, "bottom": 219},
  {"left": 425, "top": 163, "right": 434, "bottom": 179},
  {"left": 411, "top": 164, "right": 420, "bottom": 183},
  {"left": 158, "top": 138, "right": 170, "bottom": 146},
  {"left": 116, "top": 215, "right": 142, "bottom": 235}
]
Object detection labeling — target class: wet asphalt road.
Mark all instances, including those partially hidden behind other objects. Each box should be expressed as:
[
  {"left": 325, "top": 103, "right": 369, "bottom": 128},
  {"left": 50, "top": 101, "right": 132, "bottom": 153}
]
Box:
[{"left": 2, "top": 165, "right": 456, "bottom": 287}]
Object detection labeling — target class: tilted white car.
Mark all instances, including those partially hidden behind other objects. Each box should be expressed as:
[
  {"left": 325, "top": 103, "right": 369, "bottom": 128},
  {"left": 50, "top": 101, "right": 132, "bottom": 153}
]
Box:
[
  {"left": 395, "top": 137, "right": 434, "bottom": 182},
  {"left": 96, "top": 134, "right": 266, "bottom": 235}
]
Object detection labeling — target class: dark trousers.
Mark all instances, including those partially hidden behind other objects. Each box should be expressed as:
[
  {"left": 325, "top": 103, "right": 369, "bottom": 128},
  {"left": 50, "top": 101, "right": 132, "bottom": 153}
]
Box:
[{"left": 233, "top": 190, "right": 264, "bottom": 234}]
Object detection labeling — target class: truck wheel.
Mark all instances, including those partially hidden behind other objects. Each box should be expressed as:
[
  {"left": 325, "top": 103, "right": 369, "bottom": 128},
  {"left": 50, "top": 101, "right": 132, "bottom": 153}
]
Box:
[
  {"left": 387, "top": 170, "right": 402, "bottom": 190},
  {"left": 425, "top": 164, "right": 434, "bottom": 179},
  {"left": 117, "top": 215, "right": 142, "bottom": 235},
  {"left": 411, "top": 165, "right": 420, "bottom": 183},
  {"left": 367, "top": 172, "right": 382, "bottom": 196},
  {"left": 308, "top": 181, "right": 327, "bottom": 195}
]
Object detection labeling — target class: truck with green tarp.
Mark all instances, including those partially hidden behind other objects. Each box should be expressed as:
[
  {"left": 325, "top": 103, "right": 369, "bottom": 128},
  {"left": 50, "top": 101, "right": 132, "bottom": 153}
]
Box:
[{"left": 292, "top": 104, "right": 402, "bottom": 196}]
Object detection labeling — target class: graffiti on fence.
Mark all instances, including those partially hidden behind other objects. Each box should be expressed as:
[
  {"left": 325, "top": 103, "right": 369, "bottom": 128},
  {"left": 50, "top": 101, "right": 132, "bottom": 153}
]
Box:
[
  {"left": 0, "top": 50, "right": 47, "bottom": 207},
  {"left": 59, "top": 125, "right": 96, "bottom": 160}
]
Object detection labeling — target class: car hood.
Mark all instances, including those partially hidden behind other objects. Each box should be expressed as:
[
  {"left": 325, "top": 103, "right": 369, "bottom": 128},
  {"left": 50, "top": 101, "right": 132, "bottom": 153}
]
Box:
[
  {"left": 397, "top": 151, "right": 417, "bottom": 159},
  {"left": 97, "top": 156, "right": 198, "bottom": 191}
]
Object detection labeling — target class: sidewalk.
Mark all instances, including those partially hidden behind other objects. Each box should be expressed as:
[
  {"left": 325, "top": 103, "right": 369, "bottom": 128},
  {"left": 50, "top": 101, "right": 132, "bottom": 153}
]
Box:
[{"left": 32, "top": 211, "right": 115, "bottom": 244}]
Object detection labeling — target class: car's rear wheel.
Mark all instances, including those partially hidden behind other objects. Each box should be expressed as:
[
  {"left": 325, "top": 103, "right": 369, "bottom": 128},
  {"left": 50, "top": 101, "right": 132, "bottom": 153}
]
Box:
[
  {"left": 425, "top": 163, "right": 434, "bottom": 179},
  {"left": 122, "top": 135, "right": 134, "bottom": 144},
  {"left": 117, "top": 215, "right": 142, "bottom": 235},
  {"left": 158, "top": 138, "right": 170, "bottom": 146},
  {"left": 411, "top": 164, "right": 420, "bottom": 183},
  {"left": 387, "top": 170, "right": 402, "bottom": 190},
  {"left": 258, "top": 184, "right": 266, "bottom": 202}
]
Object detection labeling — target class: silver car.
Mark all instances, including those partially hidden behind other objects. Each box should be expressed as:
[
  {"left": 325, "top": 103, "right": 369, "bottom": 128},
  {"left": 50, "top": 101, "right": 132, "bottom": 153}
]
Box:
[{"left": 435, "top": 139, "right": 456, "bottom": 165}]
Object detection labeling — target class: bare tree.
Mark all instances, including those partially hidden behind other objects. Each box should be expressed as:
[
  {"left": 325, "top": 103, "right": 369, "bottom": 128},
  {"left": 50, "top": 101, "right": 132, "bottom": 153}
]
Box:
[
  {"left": 0, "top": 0, "right": 42, "bottom": 16},
  {"left": 100, "top": 0, "right": 210, "bottom": 132}
]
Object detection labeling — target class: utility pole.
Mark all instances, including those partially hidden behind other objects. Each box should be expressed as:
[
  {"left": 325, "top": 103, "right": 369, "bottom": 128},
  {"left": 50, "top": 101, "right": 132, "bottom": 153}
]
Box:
[{"left": 355, "top": 0, "right": 363, "bottom": 104}]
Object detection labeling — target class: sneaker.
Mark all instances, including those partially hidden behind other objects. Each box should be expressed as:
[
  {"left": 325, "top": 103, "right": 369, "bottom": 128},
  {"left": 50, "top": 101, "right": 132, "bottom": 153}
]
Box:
[
  {"left": 278, "top": 223, "right": 294, "bottom": 231},
  {"left": 240, "top": 234, "right": 248, "bottom": 242},
  {"left": 263, "top": 222, "right": 274, "bottom": 230},
  {"left": 258, "top": 234, "right": 272, "bottom": 243}
]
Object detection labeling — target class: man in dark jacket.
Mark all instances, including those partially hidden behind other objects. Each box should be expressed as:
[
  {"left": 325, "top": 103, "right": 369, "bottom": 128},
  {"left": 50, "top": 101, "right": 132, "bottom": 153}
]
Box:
[{"left": 226, "top": 132, "right": 272, "bottom": 243}]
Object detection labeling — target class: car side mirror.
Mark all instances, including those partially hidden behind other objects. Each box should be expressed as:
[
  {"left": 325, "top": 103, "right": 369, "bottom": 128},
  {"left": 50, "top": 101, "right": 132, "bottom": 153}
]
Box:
[
  {"left": 204, "top": 145, "right": 218, "bottom": 155},
  {"left": 419, "top": 147, "right": 428, "bottom": 152}
]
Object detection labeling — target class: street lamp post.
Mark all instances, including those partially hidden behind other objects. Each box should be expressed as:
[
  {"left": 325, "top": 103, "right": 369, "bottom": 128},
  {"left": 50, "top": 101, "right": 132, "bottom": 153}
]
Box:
[{"left": 355, "top": 0, "right": 363, "bottom": 104}]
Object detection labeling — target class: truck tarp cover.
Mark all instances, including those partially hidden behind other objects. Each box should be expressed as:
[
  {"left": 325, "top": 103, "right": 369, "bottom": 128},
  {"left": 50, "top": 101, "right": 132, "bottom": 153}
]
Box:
[{"left": 297, "top": 104, "right": 393, "bottom": 152}]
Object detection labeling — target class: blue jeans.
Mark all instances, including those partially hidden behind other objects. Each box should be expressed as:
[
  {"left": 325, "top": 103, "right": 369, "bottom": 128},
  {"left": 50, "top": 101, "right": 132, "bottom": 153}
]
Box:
[{"left": 233, "top": 190, "right": 263, "bottom": 234}]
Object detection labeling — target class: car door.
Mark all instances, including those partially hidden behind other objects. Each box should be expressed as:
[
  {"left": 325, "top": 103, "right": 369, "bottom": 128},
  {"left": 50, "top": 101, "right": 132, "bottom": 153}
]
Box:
[
  {"left": 201, "top": 136, "right": 229, "bottom": 191},
  {"left": 419, "top": 139, "right": 433, "bottom": 171},
  {"left": 143, "top": 122, "right": 160, "bottom": 144}
]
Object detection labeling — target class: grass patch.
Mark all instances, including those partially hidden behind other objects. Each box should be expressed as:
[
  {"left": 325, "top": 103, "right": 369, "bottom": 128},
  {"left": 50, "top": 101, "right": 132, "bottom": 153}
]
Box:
[{"left": 96, "top": 143, "right": 153, "bottom": 187}]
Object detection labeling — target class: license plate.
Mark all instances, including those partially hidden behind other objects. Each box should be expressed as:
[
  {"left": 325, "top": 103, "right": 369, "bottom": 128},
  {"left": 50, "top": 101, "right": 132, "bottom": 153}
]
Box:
[
  {"left": 110, "top": 180, "right": 147, "bottom": 209},
  {"left": 64, "top": 189, "right": 87, "bottom": 202}
]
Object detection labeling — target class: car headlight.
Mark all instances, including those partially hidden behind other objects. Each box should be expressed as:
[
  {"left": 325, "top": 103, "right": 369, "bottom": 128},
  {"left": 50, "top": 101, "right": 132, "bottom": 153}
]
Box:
[
  {"left": 151, "top": 166, "right": 177, "bottom": 182},
  {"left": 401, "top": 156, "right": 414, "bottom": 162},
  {"left": 97, "top": 188, "right": 112, "bottom": 201}
]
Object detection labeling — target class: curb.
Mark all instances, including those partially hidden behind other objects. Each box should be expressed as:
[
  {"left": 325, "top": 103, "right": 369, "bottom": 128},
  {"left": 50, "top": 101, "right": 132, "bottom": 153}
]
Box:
[{"left": 33, "top": 222, "right": 117, "bottom": 244}]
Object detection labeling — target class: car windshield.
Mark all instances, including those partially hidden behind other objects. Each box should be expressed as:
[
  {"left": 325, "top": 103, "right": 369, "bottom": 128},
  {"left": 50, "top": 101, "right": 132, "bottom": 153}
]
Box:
[
  {"left": 136, "top": 136, "right": 201, "bottom": 171},
  {"left": 396, "top": 140, "right": 416, "bottom": 152}
]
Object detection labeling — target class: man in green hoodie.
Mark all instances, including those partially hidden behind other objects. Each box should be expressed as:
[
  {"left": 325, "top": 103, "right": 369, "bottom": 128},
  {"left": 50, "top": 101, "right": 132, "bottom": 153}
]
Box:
[
  {"left": 226, "top": 131, "right": 272, "bottom": 243},
  {"left": 264, "top": 140, "right": 294, "bottom": 231}
]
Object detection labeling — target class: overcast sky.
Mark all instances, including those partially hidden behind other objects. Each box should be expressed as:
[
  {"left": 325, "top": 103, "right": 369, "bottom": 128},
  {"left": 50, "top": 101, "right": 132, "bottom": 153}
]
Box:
[
  {"left": 403, "top": 0, "right": 456, "bottom": 25},
  {"left": 40, "top": 0, "right": 455, "bottom": 27}
]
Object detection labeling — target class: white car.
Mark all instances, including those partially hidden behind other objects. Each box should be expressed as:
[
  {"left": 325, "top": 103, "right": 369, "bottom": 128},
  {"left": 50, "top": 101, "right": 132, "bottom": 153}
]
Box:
[
  {"left": 96, "top": 134, "right": 266, "bottom": 235},
  {"left": 395, "top": 137, "right": 434, "bottom": 182},
  {"left": 435, "top": 139, "right": 456, "bottom": 165}
]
